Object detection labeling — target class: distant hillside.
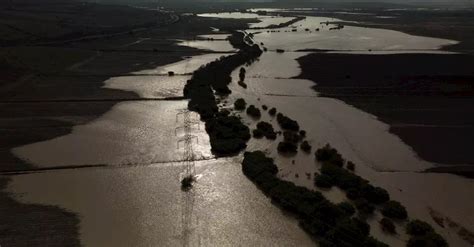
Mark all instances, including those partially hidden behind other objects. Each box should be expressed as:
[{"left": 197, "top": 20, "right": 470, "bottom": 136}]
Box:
[{"left": 0, "top": 1, "right": 173, "bottom": 46}]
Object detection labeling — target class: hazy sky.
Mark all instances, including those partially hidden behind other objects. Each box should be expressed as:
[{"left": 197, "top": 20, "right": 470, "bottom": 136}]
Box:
[
  {"left": 98, "top": 0, "right": 472, "bottom": 4},
  {"left": 89, "top": 0, "right": 472, "bottom": 5}
]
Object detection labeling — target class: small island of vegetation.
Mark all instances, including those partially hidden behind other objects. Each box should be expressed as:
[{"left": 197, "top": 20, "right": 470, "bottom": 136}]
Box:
[
  {"left": 276, "top": 113, "right": 300, "bottom": 131},
  {"left": 242, "top": 151, "right": 389, "bottom": 247},
  {"left": 314, "top": 144, "right": 447, "bottom": 246},
  {"left": 234, "top": 98, "right": 246, "bottom": 111},
  {"left": 246, "top": 105, "right": 261, "bottom": 118},
  {"left": 255, "top": 121, "right": 277, "bottom": 140},
  {"left": 206, "top": 114, "right": 250, "bottom": 155}
]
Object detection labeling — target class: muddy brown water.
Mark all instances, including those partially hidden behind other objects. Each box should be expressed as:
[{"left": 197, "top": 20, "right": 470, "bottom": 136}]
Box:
[{"left": 7, "top": 13, "right": 474, "bottom": 246}]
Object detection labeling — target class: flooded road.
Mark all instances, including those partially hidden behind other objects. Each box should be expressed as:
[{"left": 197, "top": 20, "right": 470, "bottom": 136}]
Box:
[{"left": 6, "top": 11, "right": 474, "bottom": 247}]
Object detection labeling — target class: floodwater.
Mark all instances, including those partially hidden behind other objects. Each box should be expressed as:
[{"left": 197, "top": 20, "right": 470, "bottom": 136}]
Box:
[
  {"left": 221, "top": 14, "right": 472, "bottom": 245},
  {"left": 249, "top": 17, "right": 457, "bottom": 52},
  {"left": 13, "top": 100, "right": 212, "bottom": 167},
  {"left": 197, "top": 12, "right": 295, "bottom": 29},
  {"left": 134, "top": 53, "right": 230, "bottom": 75},
  {"left": 177, "top": 39, "right": 237, "bottom": 52},
  {"left": 8, "top": 160, "right": 314, "bottom": 247},
  {"left": 8, "top": 50, "right": 315, "bottom": 246},
  {"left": 104, "top": 75, "right": 189, "bottom": 98},
  {"left": 7, "top": 11, "right": 474, "bottom": 247},
  {"left": 13, "top": 54, "right": 225, "bottom": 167}
]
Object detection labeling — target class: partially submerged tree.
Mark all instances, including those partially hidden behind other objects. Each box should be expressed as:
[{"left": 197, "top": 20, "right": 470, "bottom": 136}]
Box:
[
  {"left": 246, "top": 105, "right": 261, "bottom": 118},
  {"left": 234, "top": 98, "right": 246, "bottom": 111}
]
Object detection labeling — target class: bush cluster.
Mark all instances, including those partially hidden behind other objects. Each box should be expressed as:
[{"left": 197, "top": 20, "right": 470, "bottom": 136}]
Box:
[
  {"left": 255, "top": 121, "right": 276, "bottom": 140},
  {"left": 278, "top": 130, "right": 303, "bottom": 154},
  {"left": 276, "top": 113, "right": 300, "bottom": 131},
  {"left": 380, "top": 218, "right": 396, "bottom": 234},
  {"left": 355, "top": 198, "right": 375, "bottom": 215},
  {"left": 268, "top": 107, "right": 277, "bottom": 116},
  {"left": 206, "top": 115, "right": 250, "bottom": 156},
  {"left": 242, "top": 151, "right": 388, "bottom": 247},
  {"left": 314, "top": 145, "right": 392, "bottom": 217},
  {"left": 315, "top": 144, "right": 345, "bottom": 167},
  {"left": 315, "top": 174, "right": 333, "bottom": 188},
  {"left": 277, "top": 141, "right": 298, "bottom": 154},
  {"left": 234, "top": 98, "right": 246, "bottom": 111},
  {"left": 238, "top": 80, "right": 248, "bottom": 88},
  {"left": 183, "top": 32, "right": 262, "bottom": 156},
  {"left": 283, "top": 131, "right": 302, "bottom": 143},
  {"left": 239, "top": 67, "right": 246, "bottom": 82},
  {"left": 301, "top": 140, "right": 312, "bottom": 153},
  {"left": 382, "top": 200, "right": 408, "bottom": 220},
  {"left": 318, "top": 161, "right": 390, "bottom": 205},
  {"left": 314, "top": 144, "right": 446, "bottom": 245},
  {"left": 246, "top": 105, "right": 261, "bottom": 118},
  {"left": 347, "top": 161, "right": 356, "bottom": 171},
  {"left": 406, "top": 220, "right": 447, "bottom": 247}
]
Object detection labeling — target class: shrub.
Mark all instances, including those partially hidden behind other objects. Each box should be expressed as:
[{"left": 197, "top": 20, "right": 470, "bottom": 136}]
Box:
[
  {"left": 276, "top": 113, "right": 300, "bottom": 131},
  {"left": 346, "top": 187, "right": 361, "bottom": 200},
  {"left": 406, "top": 220, "right": 434, "bottom": 236},
  {"left": 407, "top": 232, "right": 448, "bottom": 247},
  {"left": 355, "top": 199, "right": 375, "bottom": 215},
  {"left": 256, "top": 121, "right": 277, "bottom": 140},
  {"left": 361, "top": 184, "right": 390, "bottom": 204},
  {"left": 268, "top": 107, "right": 277, "bottom": 116},
  {"left": 262, "top": 105, "right": 268, "bottom": 110},
  {"left": 277, "top": 142, "right": 297, "bottom": 154},
  {"left": 239, "top": 67, "right": 246, "bottom": 81},
  {"left": 242, "top": 151, "right": 278, "bottom": 179},
  {"left": 283, "top": 131, "right": 301, "bottom": 143},
  {"left": 253, "top": 129, "right": 264, "bottom": 138},
  {"left": 406, "top": 220, "right": 447, "bottom": 247},
  {"left": 206, "top": 116, "right": 250, "bottom": 155},
  {"left": 325, "top": 218, "right": 371, "bottom": 247},
  {"left": 181, "top": 175, "right": 195, "bottom": 190},
  {"left": 315, "top": 144, "right": 344, "bottom": 167},
  {"left": 380, "top": 218, "right": 396, "bottom": 234},
  {"left": 337, "top": 202, "right": 356, "bottom": 216},
  {"left": 246, "top": 105, "right": 261, "bottom": 118},
  {"left": 364, "top": 237, "right": 389, "bottom": 247},
  {"left": 347, "top": 161, "right": 355, "bottom": 171},
  {"left": 381, "top": 201, "right": 408, "bottom": 219},
  {"left": 299, "top": 130, "right": 306, "bottom": 137},
  {"left": 301, "top": 141, "right": 312, "bottom": 153},
  {"left": 234, "top": 98, "right": 246, "bottom": 110},
  {"left": 238, "top": 80, "right": 247, "bottom": 88},
  {"left": 315, "top": 174, "right": 334, "bottom": 188},
  {"left": 218, "top": 109, "right": 230, "bottom": 117}
]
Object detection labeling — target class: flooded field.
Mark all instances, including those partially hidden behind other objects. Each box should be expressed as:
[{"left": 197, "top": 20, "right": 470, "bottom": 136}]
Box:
[
  {"left": 6, "top": 47, "right": 314, "bottom": 246},
  {"left": 5, "top": 10, "right": 474, "bottom": 247},
  {"left": 8, "top": 160, "right": 314, "bottom": 247},
  {"left": 177, "top": 39, "right": 237, "bottom": 52},
  {"left": 198, "top": 13, "right": 295, "bottom": 29},
  {"left": 135, "top": 53, "right": 231, "bottom": 75},
  {"left": 219, "top": 12, "right": 471, "bottom": 246},
  {"left": 249, "top": 16, "right": 457, "bottom": 52}
]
